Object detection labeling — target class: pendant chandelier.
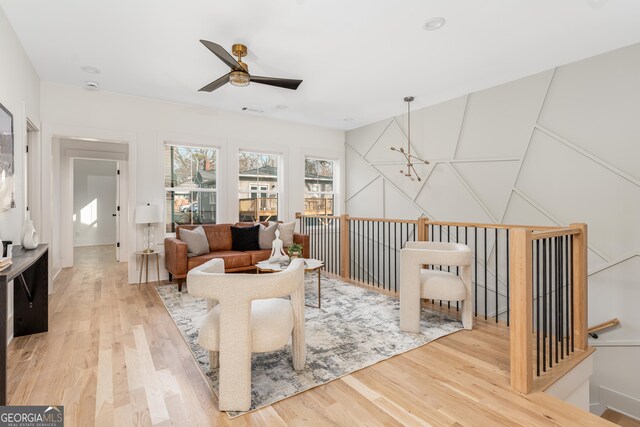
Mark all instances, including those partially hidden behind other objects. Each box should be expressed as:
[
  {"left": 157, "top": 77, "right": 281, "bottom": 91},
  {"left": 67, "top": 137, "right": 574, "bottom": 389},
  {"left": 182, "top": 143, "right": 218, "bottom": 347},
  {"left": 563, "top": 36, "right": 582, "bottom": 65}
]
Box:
[{"left": 390, "top": 96, "right": 430, "bottom": 181}]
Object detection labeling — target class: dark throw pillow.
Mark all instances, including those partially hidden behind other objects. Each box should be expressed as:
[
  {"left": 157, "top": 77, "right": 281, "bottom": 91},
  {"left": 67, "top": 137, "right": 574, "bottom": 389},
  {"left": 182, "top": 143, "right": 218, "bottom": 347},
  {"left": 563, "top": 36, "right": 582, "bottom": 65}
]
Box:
[{"left": 231, "top": 225, "right": 260, "bottom": 251}]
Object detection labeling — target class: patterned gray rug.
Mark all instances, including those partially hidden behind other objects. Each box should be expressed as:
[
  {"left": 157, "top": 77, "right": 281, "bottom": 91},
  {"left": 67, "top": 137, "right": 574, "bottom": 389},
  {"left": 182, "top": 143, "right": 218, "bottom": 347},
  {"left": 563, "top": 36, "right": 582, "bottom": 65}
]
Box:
[{"left": 155, "top": 274, "right": 462, "bottom": 418}]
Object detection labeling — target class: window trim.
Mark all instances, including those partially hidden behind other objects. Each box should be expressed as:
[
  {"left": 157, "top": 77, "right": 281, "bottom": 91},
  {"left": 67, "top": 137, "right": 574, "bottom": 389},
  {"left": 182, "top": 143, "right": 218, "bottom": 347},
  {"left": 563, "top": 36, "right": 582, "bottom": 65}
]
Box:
[{"left": 164, "top": 143, "right": 219, "bottom": 232}]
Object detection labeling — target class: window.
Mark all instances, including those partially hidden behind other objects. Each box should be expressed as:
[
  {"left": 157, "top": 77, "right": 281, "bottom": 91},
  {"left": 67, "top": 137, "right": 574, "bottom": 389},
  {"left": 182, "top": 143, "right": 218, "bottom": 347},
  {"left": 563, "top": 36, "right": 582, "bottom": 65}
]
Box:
[
  {"left": 164, "top": 144, "right": 217, "bottom": 233},
  {"left": 304, "top": 158, "right": 334, "bottom": 216},
  {"left": 238, "top": 151, "right": 279, "bottom": 222}
]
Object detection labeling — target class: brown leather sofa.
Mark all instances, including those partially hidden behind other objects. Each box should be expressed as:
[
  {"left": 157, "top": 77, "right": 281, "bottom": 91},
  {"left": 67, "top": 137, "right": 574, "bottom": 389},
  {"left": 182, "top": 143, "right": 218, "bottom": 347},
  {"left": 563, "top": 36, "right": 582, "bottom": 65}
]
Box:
[{"left": 165, "top": 223, "right": 310, "bottom": 291}]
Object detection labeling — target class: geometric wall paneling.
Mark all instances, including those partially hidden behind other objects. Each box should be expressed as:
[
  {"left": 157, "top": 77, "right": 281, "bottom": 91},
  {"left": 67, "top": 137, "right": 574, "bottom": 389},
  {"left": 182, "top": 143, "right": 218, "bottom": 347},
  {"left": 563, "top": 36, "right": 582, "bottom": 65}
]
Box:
[
  {"left": 383, "top": 180, "right": 425, "bottom": 220},
  {"left": 345, "top": 146, "right": 380, "bottom": 199},
  {"left": 364, "top": 119, "right": 422, "bottom": 163},
  {"left": 414, "top": 163, "right": 493, "bottom": 223},
  {"left": 454, "top": 69, "right": 554, "bottom": 159},
  {"left": 345, "top": 119, "right": 392, "bottom": 157},
  {"left": 392, "top": 95, "right": 468, "bottom": 160},
  {"left": 517, "top": 128, "right": 640, "bottom": 259},
  {"left": 374, "top": 162, "right": 434, "bottom": 201},
  {"left": 345, "top": 176, "right": 384, "bottom": 219},
  {"left": 452, "top": 160, "right": 521, "bottom": 221},
  {"left": 501, "top": 190, "right": 558, "bottom": 228},
  {"left": 538, "top": 43, "right": 640, "bottom": 180},
  {"left": 588, "top": 256, "right": 640, "bottom": 343}
]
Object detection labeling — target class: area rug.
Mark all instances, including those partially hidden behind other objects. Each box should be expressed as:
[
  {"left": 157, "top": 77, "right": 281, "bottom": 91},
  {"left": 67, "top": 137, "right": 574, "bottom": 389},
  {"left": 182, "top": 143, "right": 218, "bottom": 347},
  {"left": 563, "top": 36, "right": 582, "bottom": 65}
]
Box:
[{"left": 155, "top": 274, "right": 462, "bottom": 417}]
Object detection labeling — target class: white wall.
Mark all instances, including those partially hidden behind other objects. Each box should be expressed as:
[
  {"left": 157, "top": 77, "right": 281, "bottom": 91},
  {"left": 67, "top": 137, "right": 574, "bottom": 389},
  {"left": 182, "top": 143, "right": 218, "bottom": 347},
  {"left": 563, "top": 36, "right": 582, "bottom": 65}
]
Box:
[
  {"left": 0, "top": 7, "right": 40, "bottom": 243},
  {"left": 40, "top": 82, "right": 345, "bottom": 283},
  {"left": 0, "top": 6, "right": 40, "bottom": 343},
  {"left": 73, "top": 159, "right": 117, "bottom": 247},
  {"left": 345, "top": 43, "right": 640, "bottom": 417}
]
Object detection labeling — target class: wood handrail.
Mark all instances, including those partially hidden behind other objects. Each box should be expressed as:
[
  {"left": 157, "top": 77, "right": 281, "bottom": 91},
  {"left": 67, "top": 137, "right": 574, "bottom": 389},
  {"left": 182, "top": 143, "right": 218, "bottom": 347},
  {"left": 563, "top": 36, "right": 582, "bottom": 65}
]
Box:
[
  {"left": 588, "top": 318, "right": 620, "bottom": 334},
  {"left": 531, "top": 228, "right": 581, "bottom": 240},
  {"left": 424, "top": 220, "right": 562, "bottom": 231},
  {"left": 347, "top": 216, "right": 419, "bottom": 224},
  {"left": 295, "top": 212, "right": 341, "bottom": 220}
]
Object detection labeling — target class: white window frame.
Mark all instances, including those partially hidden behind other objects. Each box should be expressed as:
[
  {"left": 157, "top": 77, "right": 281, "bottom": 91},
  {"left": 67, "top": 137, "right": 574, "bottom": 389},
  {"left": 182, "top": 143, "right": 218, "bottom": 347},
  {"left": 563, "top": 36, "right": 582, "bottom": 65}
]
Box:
[
  {"left": 238, "top": 150, "right": 281, "bottom": 220},
  {"left": 304, "top": 157, "right": 335, "bottom": 216},
  {"left": 164, "top": 143, "right": 218, "bottom": 232}
]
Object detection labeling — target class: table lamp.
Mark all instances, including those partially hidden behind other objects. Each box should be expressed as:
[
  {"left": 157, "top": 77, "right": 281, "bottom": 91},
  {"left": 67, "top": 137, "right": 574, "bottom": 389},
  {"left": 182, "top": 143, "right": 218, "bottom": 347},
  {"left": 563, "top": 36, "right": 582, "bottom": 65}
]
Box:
[{"left": 135, "top": 204, "right": 162, "bottom": 253}]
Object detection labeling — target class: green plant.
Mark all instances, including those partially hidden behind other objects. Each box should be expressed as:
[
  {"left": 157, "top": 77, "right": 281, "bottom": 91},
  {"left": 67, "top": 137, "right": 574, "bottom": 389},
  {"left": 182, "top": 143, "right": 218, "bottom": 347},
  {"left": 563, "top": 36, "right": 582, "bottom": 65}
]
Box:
[{"left": 288, "top": 243, "right": 303, "bottom": 256}]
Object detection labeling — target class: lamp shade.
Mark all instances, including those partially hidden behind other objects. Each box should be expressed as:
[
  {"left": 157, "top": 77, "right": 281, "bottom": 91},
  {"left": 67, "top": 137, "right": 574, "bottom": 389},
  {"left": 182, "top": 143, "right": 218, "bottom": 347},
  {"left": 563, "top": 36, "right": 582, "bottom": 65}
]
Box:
[{"left": 135, "top": 204, "right": 162, "bottom": 224}]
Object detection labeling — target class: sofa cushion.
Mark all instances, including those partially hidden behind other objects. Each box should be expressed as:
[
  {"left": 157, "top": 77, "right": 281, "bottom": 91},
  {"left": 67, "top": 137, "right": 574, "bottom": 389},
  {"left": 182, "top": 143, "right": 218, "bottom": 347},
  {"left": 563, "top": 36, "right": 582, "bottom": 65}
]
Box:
[
  {"left": 278, "top": 221, "right": 296, "bottom": 247},
  {"left": 244, "top": 249, "right": 272, "bottom": 264},
  {"left": 187, "top": 251, "right": 252, "bottom": 270},
  {"left": 179, "top": 226, "right": 210, "bottom": 257},
  {"left": 231, "top": 225, "right": 260, "bottom": 251},
  {"left": 178, "top": 224, "right": 233, "bottom": 252},
  {"left": 257, "top": 222, "right": 278, "bottom": 249}
]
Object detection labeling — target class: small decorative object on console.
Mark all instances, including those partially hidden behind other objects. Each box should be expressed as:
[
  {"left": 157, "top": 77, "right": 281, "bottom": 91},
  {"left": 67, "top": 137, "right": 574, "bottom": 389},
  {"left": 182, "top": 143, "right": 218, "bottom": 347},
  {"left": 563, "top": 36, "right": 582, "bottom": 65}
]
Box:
[
  {"left": 21, "top": 212, "right": 39, "bottom": 250},
  {"left": 268, "top": 230, "right": 289, "bottom": 263}
]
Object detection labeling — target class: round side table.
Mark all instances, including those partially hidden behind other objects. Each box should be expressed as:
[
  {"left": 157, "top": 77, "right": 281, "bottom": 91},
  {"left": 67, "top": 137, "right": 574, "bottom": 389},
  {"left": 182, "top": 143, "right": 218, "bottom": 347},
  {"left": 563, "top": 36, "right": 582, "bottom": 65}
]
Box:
[{"left": 135, "top": 250, "right": 163, "bottom": 287}]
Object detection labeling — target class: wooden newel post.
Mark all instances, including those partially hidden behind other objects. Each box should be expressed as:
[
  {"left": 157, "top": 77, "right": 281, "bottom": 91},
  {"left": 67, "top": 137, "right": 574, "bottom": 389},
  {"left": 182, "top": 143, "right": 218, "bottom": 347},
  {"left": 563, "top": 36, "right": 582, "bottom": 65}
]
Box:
[
  {"left": 570, "top": 223, "right": 588, "bottom": 351},
  {"left": 417, "top": 216, "right": 427, "bottom": 241},
  {"left": 509, "top": 228, "right": 533, "bottom": 394},
  {"left": 340, "top": 214, "right": 350, "bottom": 279}
]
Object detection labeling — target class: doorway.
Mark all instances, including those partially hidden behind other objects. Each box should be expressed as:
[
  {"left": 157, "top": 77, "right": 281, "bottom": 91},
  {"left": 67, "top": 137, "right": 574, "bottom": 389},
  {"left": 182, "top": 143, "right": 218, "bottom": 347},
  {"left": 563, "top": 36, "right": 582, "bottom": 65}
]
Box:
[{"left": 72, "top": 159, "right": 121, "bottom": 262}]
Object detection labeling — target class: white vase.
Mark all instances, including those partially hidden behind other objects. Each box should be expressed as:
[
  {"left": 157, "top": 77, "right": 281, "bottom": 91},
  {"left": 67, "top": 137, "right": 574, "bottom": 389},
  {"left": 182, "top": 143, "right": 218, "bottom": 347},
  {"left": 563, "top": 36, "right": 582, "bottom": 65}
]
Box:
[{"left": 21, "top": 212, "right": 39, "bottom": 250}]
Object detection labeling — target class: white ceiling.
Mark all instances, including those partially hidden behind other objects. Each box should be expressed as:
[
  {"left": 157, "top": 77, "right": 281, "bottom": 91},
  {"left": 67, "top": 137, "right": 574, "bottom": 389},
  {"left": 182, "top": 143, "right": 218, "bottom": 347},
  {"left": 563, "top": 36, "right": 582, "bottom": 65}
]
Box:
[{"left": 2, "top": 0, "right": 640, "bottom": 130}]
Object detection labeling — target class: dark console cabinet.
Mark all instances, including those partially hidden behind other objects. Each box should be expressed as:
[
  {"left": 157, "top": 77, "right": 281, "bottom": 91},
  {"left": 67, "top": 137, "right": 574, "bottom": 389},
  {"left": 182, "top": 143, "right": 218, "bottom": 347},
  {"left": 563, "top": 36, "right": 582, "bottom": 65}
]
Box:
[{"left": 0, "top": 244, "right": 48, "bottom": 405}]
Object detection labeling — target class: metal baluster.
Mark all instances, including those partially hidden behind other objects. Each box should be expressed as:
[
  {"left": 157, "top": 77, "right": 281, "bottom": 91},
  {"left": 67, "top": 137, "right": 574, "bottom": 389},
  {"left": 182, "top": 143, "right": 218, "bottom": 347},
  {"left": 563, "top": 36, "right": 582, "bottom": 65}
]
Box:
[
  {"left": 474, "top": 227, "right": 478, "bottom": 317},
  {"left": 495, "top": 228, "right": 499, "bottom": 323},
  {"left": 570, "top": 235, "right": 574, "bottom": 353},
  {"left": 484, "top": 228, "right": 488, "bottom": 320},
  {"left": 387, "top": 222, "right": 391, "bottom": 291},
  {"left": 559, "top": 236, "right": 564, "bottom": 360},
  {"left": 506, "top": 229, "right": 510, "bottom": 326},
  {"left": 548, "top": 238, "right": 553, "bottom": 369},
  {"left": 542, "top": 239, "right": 547, "bottom": 372},
  {"left": 456, "top": 226, "right": 459, "bottom": 311},
  {"left": 536, "top": 240, "right": 541, "bottom": 376}
]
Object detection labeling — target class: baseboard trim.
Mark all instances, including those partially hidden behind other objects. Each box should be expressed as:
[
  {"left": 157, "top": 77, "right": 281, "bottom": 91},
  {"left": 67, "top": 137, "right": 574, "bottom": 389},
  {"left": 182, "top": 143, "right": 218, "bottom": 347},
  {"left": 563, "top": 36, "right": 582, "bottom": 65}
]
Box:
[{"left": 598, "top": 386, "right": 640, "bottom": 421}]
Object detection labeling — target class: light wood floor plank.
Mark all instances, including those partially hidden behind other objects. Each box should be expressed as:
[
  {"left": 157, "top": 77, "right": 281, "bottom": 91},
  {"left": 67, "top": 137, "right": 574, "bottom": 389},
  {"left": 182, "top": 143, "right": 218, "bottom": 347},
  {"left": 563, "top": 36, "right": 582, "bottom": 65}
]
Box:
[{"left": 6, "top": 245, "right": 613, "bottom": 426}]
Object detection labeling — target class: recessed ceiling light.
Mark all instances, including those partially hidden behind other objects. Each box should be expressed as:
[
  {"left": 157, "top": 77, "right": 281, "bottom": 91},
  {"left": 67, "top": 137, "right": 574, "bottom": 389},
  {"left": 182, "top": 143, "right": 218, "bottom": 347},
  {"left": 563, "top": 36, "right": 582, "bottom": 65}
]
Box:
[
  {"left": 343, "top": 118, "right": 354, "bottom": 122},
  {"left": 81, "top": 65, "right": 101, "bottom": 74},
  {"left": 424, "top": 17, "right": 446, "bottom": 31},
  {"left": 275, "top": 104, "right": 288, "bottom": 110}
]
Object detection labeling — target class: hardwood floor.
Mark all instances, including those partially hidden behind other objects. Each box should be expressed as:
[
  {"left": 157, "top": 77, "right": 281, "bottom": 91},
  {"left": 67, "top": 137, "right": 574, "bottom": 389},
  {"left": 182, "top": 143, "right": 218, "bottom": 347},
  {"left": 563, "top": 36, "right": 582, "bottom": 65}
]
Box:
[
  {"left": 602, "top": 410, "right": 640, "bottom": 427},
  {"left": 7, "top": 245, "right": 613, "bottom": 426}
]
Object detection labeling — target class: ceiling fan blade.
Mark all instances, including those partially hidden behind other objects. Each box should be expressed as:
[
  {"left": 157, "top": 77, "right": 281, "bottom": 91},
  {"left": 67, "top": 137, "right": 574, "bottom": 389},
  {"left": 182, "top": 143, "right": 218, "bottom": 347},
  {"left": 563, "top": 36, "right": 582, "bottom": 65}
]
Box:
[
  {"left": 199, "top": 40, "right": 244, "bottom": 72},
  {"left": 198, "top": 73, "right": 231, "bottom": 92},
  {"left": 250, "top": 75, "right": 303, "bottom": 90}
]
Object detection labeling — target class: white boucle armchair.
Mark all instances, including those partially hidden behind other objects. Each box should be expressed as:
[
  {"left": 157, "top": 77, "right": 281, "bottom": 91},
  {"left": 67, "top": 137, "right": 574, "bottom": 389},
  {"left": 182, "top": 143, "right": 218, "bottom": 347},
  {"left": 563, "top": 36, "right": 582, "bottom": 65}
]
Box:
[
  {"left": 400, "top": 241, "right": 473, "bottom": 332},
  {"left": 187, "top": 258, "right": 306, "bottom": 412}
]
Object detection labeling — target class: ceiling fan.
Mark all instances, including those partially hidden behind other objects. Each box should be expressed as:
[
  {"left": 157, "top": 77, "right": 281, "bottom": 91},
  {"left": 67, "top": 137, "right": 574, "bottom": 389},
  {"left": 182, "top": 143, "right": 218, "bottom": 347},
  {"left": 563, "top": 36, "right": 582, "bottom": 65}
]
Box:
[{"left": 198, "top": 40, "right": 303, "bottom": 92}]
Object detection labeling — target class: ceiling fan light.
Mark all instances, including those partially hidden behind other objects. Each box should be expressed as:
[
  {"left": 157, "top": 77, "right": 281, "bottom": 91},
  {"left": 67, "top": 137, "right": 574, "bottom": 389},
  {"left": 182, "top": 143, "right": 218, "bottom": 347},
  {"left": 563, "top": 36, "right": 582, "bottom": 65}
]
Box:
[{"left": 230, "top": 71, "right": 250, "bottom": 87}]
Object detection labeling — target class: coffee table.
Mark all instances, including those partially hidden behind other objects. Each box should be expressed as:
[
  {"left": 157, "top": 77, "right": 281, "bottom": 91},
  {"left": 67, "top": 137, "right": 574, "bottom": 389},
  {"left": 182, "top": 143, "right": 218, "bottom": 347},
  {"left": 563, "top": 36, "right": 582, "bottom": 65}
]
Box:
[{"left": 255, "top": 258, "right": 324, "bottom": 308}]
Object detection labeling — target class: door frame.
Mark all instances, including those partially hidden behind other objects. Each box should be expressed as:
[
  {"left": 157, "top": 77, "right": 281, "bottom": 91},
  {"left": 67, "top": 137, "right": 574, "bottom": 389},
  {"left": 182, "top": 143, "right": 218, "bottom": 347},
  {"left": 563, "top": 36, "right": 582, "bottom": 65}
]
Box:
[
  {"left": 42, "top": 123, "right": 137, "bottom": 290},
  {"left": 69, "top": 157, "right": 127, "bottom": 261}
]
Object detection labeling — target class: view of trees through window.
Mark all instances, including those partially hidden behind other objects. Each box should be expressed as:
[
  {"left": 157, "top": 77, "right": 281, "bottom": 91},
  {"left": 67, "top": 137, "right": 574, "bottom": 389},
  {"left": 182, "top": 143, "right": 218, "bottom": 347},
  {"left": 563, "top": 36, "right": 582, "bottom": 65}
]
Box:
[
  {"left": 238, "top": 151, "right": 279, "bottom": 222},
  {"left": 305, "top": 158, "right": 334, "bottom": 215},
  {"left": 164, "top": 144, "right": 217, "bottom": 232}
]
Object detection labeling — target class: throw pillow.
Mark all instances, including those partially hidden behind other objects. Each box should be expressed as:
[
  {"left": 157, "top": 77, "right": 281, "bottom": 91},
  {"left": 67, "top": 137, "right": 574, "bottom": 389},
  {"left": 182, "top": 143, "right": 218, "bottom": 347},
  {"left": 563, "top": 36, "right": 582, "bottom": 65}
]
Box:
[
  {"left": 256, "top": 221, "right": 278, "bottom": 249},
  {"left": 231, "top": 225, "right": 260, "bottom": 251},
  {"left": 180, "top": 226, "right": 210, "bottom": 257},
  {"left": 278, "top": 221, "right": 296, "bottom": 247}
]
